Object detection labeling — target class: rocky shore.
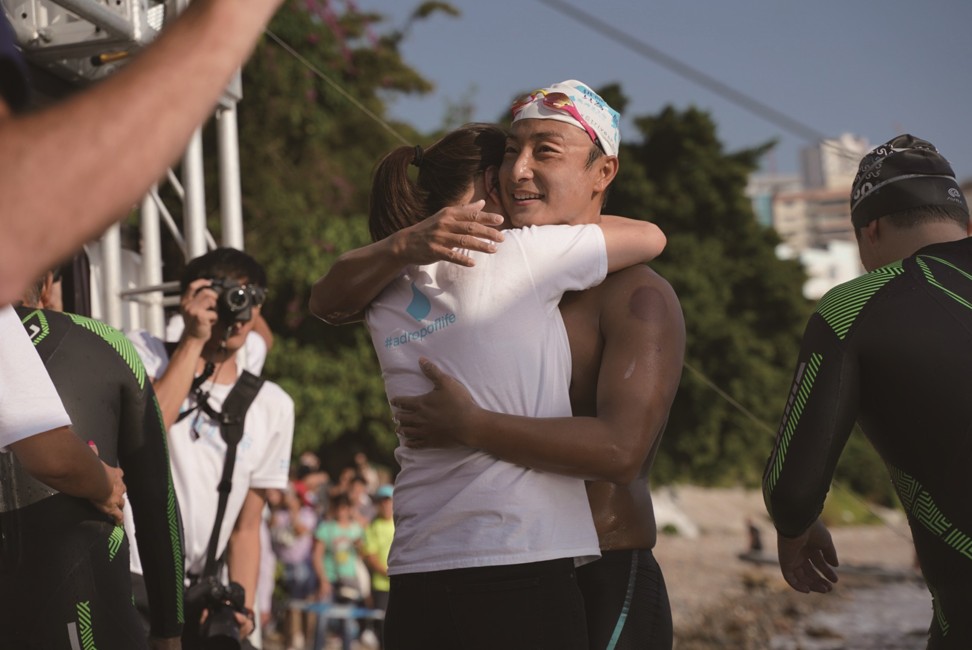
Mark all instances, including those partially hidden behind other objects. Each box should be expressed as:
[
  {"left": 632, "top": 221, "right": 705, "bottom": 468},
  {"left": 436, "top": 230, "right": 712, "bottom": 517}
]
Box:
[{"left": 653, "top": 485, "right": 930, "bottom": 649}]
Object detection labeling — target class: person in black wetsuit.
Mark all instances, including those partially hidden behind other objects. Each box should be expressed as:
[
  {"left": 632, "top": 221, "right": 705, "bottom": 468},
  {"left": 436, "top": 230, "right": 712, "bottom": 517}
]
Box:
[
  {"left": 0, "top": 274, "right": 185, "bottom": 650},
  {"left": 762, "top": 134, "right": 971, "bottom": 650}
]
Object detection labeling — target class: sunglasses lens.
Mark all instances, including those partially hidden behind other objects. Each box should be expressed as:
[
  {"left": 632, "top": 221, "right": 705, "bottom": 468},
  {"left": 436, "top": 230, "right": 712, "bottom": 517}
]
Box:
[
  {"left": 543, "top": 92, "right": 571, "bottom": 109},
  {"left": 511, "top": 90, "right": 601, "bottom": 149}
]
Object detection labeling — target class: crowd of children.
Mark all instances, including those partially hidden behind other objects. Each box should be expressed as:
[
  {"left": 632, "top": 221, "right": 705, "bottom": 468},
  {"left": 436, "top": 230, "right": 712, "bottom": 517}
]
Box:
[{"left": 260, "top": 451, "right": 394, "bottom": 650}]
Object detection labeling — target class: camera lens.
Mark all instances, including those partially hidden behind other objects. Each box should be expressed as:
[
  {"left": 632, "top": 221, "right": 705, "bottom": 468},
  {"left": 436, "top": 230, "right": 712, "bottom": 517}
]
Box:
[{"left": 225, "top": 287, "right": 249, "bottom": 311}]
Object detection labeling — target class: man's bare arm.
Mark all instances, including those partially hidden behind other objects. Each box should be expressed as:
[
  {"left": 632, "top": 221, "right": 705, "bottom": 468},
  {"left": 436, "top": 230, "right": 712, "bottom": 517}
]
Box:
[
  {"left": 226, "top": 487, "right": 266, "bottom": 638},
  {"left": 393, "top": 267, "right": 685, "bottom": 484},
  {"left": 152, "top": 280, "right": 217, "bottom": 429},
  {"left": 0, "top": 0, "right": 284, "bottom": 306},
  {"left": 309, "top": 201, "right": 504, "bottom": 324}
]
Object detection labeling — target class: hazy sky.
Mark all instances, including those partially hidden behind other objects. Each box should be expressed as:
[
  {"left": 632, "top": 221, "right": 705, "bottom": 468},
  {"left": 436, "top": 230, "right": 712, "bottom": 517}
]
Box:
[{"left": 354, "top": 0, "right": 972, "bottom": 183}]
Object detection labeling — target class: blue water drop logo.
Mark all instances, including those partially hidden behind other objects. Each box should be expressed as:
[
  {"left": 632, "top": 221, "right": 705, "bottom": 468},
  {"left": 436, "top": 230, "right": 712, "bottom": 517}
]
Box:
[{"left": 406, "top": 283, "right": 431, "bottom": 321}]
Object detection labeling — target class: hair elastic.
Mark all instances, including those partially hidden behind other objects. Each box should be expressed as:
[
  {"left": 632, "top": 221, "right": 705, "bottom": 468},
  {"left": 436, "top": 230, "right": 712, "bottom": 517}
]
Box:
[{"left": 411, "top": 145, "right": 423, "bottom": 168}]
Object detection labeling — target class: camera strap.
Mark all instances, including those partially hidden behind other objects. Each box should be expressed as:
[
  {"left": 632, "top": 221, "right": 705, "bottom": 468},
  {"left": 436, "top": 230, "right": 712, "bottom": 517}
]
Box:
[
  {"left": 200, "top": 369, "right": 265, "bottom": 579},
  {"left": 166, "top": 339, "right": 216, "bottom": 425}
]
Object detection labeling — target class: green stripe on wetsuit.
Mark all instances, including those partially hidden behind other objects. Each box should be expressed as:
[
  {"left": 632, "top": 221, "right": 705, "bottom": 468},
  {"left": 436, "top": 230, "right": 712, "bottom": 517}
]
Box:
[
  {"left": 67, "top": 314, "right": 146, "bottom": 389},
  {"left": 155, "top": 397, "right": 185, "bottom": 623},
  {"left": 815, "top": 261, "right": 904, "bottom": 340},
  {"left": 75, "top": 600, "right": 96, "bottom": 650},
  {"left": 889, "top": 465, "right": 972, "bottom": 561},
  {"left": 888, "top": 464, "right": 972, "bottom": 638},
  {"left": 917, "top": 255, "right": 972, "bottom": 311},
  {"left": 107, "top": 526, "right": 124, "bottom": 562},
  {"left": 765, "top": 353, "right": 822, "bottom": 495}
]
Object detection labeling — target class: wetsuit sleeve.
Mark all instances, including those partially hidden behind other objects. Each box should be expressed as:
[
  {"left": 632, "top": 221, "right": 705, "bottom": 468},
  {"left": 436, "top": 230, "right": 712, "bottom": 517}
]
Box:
[
  {"left": 762, "top": 311, "right": 860, "bottom": 538},
  {"left": 117, "top": 355, "right": 185, "bottom": 637}
]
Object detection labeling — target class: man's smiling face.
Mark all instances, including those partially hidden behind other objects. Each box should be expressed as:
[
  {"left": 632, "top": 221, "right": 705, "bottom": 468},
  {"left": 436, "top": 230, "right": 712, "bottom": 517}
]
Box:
[{"left": 499, "top": 118, "right": 613, "bottom": 228}]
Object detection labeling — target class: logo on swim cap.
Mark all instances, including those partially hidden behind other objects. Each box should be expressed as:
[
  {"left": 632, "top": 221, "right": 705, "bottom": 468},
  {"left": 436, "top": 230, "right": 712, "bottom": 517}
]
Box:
[{"left": 511, "top": 80, "right": 621, "bottom": 157}]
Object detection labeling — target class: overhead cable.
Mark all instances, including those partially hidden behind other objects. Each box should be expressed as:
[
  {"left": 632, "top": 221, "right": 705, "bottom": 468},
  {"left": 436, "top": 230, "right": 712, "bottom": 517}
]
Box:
[
  {"left": 264, "top": 29, "right": 410, "bottom": 146},
  {"left": 536, "top": 0, "right": 860, "bottom": 162}
]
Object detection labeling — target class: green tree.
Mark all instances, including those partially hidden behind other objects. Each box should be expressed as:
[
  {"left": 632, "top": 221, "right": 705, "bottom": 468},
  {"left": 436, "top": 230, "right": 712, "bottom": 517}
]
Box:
[
  {"left": 607, "top": 99, "right": 813, "bottom": 486},
  {"left": 231, "top": 1, "right": 461, "bottom": 471}
]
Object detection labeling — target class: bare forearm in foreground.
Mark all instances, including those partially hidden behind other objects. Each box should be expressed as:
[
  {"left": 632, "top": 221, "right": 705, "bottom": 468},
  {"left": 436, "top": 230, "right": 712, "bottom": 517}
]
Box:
[{"left": 0, "top": 0, "right": 284, "bottom": 305}]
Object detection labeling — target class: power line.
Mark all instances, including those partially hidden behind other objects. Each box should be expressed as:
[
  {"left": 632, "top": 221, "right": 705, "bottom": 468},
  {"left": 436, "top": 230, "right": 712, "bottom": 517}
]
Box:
[
  {"left": 264, "top": 29, "right": 410, "bottom": 147},
  {"left": 684, "top": 359, "right": 912, "bottom": 543},
  {"left": 536, "top": 0, "right": 861, "bottom": 163},
  {"left": 683, "top": 361, "right": 776, "bottom": 437}
]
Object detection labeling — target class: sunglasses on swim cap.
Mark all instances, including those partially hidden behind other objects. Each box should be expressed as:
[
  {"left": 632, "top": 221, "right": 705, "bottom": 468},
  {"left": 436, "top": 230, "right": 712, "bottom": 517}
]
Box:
[{"left": 511, "top": 89, "right": 602, "bottom": 151}]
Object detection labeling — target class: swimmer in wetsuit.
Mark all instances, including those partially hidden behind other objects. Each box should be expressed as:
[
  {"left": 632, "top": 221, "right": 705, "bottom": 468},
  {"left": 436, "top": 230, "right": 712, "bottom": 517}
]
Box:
[
  {"left": 0, "top": 277, "right": 184, "bottom": 650},
  {"left": 762, "top": 135, "right": 972, "bottom": 650}
]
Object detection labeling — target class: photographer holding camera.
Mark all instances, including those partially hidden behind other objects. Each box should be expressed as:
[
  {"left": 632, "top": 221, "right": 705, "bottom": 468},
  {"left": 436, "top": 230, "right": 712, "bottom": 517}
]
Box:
[{"left": 127, "top": 247, "right": 294, "bottom": 649}]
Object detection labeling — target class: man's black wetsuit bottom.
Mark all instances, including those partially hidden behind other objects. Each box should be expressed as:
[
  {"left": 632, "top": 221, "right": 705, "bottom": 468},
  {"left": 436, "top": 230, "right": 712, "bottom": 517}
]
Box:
[
  {"left": 0, "top": 497, "right": 147, "bottom": 649},
  {"left": 576, "top": 548, "right": 673, "bottom": 650}
]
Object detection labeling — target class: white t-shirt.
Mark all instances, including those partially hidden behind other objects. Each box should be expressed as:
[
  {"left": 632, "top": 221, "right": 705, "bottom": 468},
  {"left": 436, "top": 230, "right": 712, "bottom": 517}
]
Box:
[
  {"left": 367, "top": 224, "right": 608, "bottom": 574},
  {"left": 0, "top": 305, "right": 71, "bottom": 449},
  {"left": 124, "top": 331, "right": 294, "bottom": 576}
]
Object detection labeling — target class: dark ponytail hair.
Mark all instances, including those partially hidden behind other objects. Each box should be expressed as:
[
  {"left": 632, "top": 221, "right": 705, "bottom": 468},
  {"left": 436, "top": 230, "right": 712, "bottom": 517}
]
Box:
[{"left": 368, "top": 123, "right": 506, "bottom": 242}]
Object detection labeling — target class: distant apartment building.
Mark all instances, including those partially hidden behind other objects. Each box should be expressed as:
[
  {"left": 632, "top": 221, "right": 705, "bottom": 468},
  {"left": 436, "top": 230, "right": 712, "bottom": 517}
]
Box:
[
  {"left": 777, "top": 240, "right": 863, "bottom": 301},
  {"left": 800, "top": 133, "right": 870, "bottom": 191},
  {"left": 773, "top": 187, "right": 856, "bottom": 250},
  {"left": 746, "top": 173, "right": 801, "bottom": 228},
  {"left": 747, "top": 134, "right": 871, "bottom": 300}
]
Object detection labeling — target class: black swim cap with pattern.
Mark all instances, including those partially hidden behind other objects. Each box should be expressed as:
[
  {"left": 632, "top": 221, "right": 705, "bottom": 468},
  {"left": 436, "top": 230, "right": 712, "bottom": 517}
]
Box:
[{"left": 850, "top": 134, "right": 968, "bottom": 228}]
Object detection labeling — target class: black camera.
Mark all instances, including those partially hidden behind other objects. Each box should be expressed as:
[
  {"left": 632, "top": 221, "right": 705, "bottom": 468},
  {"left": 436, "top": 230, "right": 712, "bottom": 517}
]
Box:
[
  {"left": 186, "top": 576, "right": 247, "bottom": 650},
  {"left": 209, "top": 279, "right": 266, "bottom": 325}
]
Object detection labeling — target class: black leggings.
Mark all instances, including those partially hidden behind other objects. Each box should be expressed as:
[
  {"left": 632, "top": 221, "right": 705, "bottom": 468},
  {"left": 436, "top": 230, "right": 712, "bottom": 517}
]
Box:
[
  {"left": 576, "top": 549, "right": 673, "bottom": 650},
  {"left": 385, "top": 558, "right": 588, "bottom": 650},
  {"left": 0, "top": 501, "right": 147, "bottom": 649}
]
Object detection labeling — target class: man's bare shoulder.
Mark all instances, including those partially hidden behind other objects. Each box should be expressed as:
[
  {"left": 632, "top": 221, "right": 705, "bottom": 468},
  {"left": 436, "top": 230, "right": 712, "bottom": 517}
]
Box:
[
  {"left": 564, "top": 265, "right": 682, "bottom": 333},
  {"left": 604, "top": 263, "right": 673, "bottom": 286},
  {"left": 598, "top": 264, "right": 680, "bottom": 310}
]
